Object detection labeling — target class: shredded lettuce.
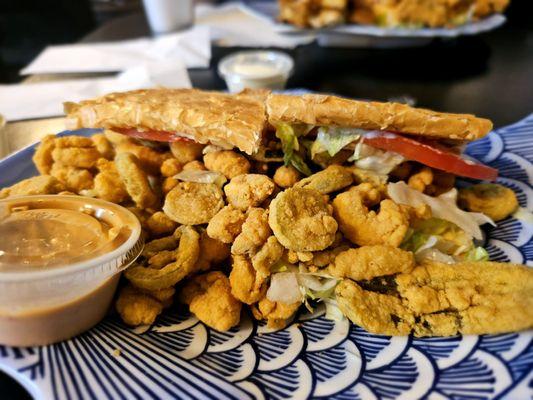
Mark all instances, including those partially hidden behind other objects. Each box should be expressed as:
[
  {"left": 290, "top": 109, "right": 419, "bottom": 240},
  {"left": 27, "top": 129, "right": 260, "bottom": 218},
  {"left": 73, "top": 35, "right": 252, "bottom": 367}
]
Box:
[
  {"left": 388, "top": 182, "right": 495, "bottom": 240},
  {"left": 464, "top": 246, "right": 489, "bottom": 262},
  {"left": 350, "top": 143, "right": 405, "bottom": 174},
  {"left": 174, "top": 170, "right": 227, "bottom": 187},
  {"left": 311, "top": 127, "right": 363, "bottom": 158},
  {"left": 275, "top": 123, "right": 312, "bottom": 176}
]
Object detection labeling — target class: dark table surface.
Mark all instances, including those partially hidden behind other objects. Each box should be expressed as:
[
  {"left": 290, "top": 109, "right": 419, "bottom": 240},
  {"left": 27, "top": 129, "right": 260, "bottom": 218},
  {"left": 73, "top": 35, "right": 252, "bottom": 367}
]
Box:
[{"left": 82, "top": 2, "right": 533, "bottom": 129}]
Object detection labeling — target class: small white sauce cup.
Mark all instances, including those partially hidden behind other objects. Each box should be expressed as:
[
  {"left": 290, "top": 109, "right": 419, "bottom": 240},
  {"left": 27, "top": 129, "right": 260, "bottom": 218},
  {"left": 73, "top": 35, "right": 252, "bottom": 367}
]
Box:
[{"left": 218, "top": 50, "right": 294, "bottom": 93}]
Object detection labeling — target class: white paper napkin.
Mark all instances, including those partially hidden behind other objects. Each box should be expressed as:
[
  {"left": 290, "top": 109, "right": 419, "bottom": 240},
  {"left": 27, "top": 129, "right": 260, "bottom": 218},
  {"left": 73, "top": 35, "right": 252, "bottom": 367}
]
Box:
[
  {"left": 1, "top": 62, "right": 191, "bottom": 121},
  {"left": 21, "top": 26, "right": 211, "bottom": 75},
  {"left": 195, "top": 3, "right": 314, "bottom": 48}
]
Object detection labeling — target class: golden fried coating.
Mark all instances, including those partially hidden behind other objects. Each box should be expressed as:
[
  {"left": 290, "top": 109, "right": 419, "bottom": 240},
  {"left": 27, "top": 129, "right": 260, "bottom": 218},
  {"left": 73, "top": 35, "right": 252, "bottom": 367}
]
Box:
[
  {"left": 116, "top": 142, "right": 172, "bottom": 175},
  {"left": 196, "top": 231, "right": 231, "bottom": 272},
  {"left": 103, "top": 129, "right": 133, "bottom": 145},
  {"left": 333, "top": 184, "right": 409, "bottom": 247},
  {"left": 336, "top": 260, "right": 533, "bottom": 337},
  {"left": 125, "top": 226, "right": 200, "bottom": 290},
  {"left": 232, "top": 208, "right": 272, "bottom": 255},
  {"left": 182, "top": 160, "right": 207, "bottom": 171},
  {"left": 229, "top": 255, "right": 267, "bottom": 304},
  {"left": 458, "top": 183, "right": 518, "bottom": 221},
  {"left": 251, "top": 297, "right": 300, "bottom": 329},
  {"left": 91, "top": 133, "right": 115, "bottom": 159},
  {"left": 32, "top": 134, "right": 56, "bottom": 174},
  {"left": 180, "top": 271, "right": 242, "bottom": 331},
  {"left": 206, "top": 205, "right": 247, "bottom": 243},
  {"left": 142, "top": 234, "right": 179, "bottom": 258},
  {"left": 169, "top": 141, "right": 205, "bottom": 164},
  {"left": 49, "top": 163, "right": 94, "bottom": 193},
  {"left": 163, "top": 182, "right": 224, "bottom": 225},
  {"left": 295, "top": 165, "right": 353, "bottom": 194},
  {"left": 224, "top": 174, "right": 276, "bottom": 210},
  {"left": 162, "top": 177, "right": 179, "bottom": 194},
  {"left": 474, "top": 0, "right": 509, "bottom": 17},
  {"left": 54, "top": 136, "right": 94, "bottom": 148},
  {"left": 336, "top": 280, "right": 415, "bottom": 335},
  {"left": 0, "top": 175, "right": 65, "bottom": 199},
  {"left": 160, "top": 158, "right": 183, "bottom": 177},
  {"left": 204, "top": 150, "right": 251, "bottom": 179},
  {"left": 138, "top": 286, "right": 176, "bottom": 307},
  {"left": 273, "top": 165, "right": 301, "bottom": 188},
  {"left": 408, "top": 167, "right": 433, "bottom": 192},
  {"left": 52, "top": 147, "right": 100, "bottom": 169},
  {"left": 251, "top": 236, "right": 284, "bottom": 278},
  {"left": 146, "top": 211, "right": 179, "bottom": 237},
  {"left": 115, "top": 152, "right": 158, "bottom": 208},
  {"left": 93, "top": 158, "right": 129, "bottom": 203},
  {"left": 116, "top": 285, "right": 163, "bottom": 327},
  {"left": 269, "top": 187, "right": 338, "bottom": 252},
  {"left": 329, "top": 246, "right": 415, "bottom": 281}
]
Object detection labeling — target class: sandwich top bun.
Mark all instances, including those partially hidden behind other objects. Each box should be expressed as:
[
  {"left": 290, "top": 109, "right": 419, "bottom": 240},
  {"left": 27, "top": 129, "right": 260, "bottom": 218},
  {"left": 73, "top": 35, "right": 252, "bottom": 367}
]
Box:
[
  {"left": 266, "top": 93, "right": 493, "bottom": 141},
  {"left": 64, "top": 88, "right": 267, "bottom": 155}
]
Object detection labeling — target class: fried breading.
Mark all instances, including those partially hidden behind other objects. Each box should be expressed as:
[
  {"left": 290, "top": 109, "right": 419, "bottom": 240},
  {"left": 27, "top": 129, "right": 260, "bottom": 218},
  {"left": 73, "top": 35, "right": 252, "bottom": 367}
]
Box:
[
  {"left": 180, "top": 271, "right": 242, "bottom": 331},
  {"left": 91, "top": 133, "right": 115, "bottom": 160},
  {"left": 204, "top": 150, "right": 251, "bottom": 179},
  {"left": 251, "top": 297, "right": 300, "bottom": 330},
  {"left": 251, "top": 236, "right": 284, "bottom": 278},
  {"left": 329, "top": 246, "right": 415, "bottom": 281},
  {"left": 229, "top": 255, "right": 267, "bottom": 304},
  {"left": 163, "top": 182, "right": 224, "bottom": 225},
  {"left": 269, "top": 187, "right": 338, "bottom": 252},
  {"left": 169, "top": 141, "right": 205, "bottom": 164},
  {"left": 115, "top": 152, "right": 159, "bottom": 209},
  {"left": 295, "top": 165, "right": 353, "bottom": 194},
  {"left": 196, "top": 231, "right": 231, "bottom": 272},
  {"left": 93, "top": 159, "right": 129, "bottom": 203},
  {"left": 336, "top": 260, "right": 533, "bottom": 337},
  {"left": 207, "top": 205, "right": 247, "bottom": 243},
  {"left": 145, "top": 211, "right": 179, "bottom": 237},
  {"left": 160, "top": 158, "right": 183, "bottom": 177},
  {"left": 51, "top": 147, "right": 100, "bottom": 169},
  {"left": 333, "top": 184, "right": 409, "bottom": 247},
  {"left": 458, "top": 183, "right": 518, "bottom": 221},
  {"left": 232, "top": 208, "right": 271, "bottom": 255},
  {"left": 32, "top": 134, "right": 56, "bottom": 174},
  {"left": 50, "top": 164, "right": 94, "bottom": 193},
  {"left": 273, "top": 165, "right": 301, "bottom": 188},
  {"left": 116, "top": 285, "right": 163, "bottom": 327},
  {"left": 115, "top": 142, "right": 172, "bottom": 175},
  {"left": 224, "top": 174, "right": 276, "bottom": 210},
  {"left": 0, "top": 175, "right": 65, "bottom": 199}
]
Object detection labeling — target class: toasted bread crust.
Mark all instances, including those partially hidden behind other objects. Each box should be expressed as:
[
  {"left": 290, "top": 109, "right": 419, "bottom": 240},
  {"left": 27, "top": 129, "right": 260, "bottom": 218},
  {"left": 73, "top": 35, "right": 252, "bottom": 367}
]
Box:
[
  {"left": 266, "top": 93, "right": 492, "bottom": 141},
  {"left": 64, "top": 89, "right": 267, "bottom": 155}
]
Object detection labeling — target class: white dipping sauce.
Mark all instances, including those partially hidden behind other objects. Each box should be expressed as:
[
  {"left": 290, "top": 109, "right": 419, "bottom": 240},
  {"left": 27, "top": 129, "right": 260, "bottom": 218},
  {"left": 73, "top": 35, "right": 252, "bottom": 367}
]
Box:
[{"left": 218, "top": 51, "right": 294, "bottom": 92}]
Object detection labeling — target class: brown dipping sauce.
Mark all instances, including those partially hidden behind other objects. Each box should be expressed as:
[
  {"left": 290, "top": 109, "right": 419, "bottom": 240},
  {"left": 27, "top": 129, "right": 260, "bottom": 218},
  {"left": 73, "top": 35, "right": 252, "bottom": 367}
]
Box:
[{"left": 0, "top": 195, "right": 142, "bottom": 347}]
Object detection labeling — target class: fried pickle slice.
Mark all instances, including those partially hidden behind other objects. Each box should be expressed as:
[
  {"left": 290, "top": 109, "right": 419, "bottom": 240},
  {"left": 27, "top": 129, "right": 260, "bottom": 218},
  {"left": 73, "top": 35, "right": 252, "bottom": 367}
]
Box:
[
  {"left": 458, "top": 183, "right": 518, "bottom": 221},
  {"left": 295, "top": 165, "right": 353, "bottom": 194},
  {"left": 269, "top": 187, "right": 338, "bottom": 252},
  {"left": 115, "top": 152, "right": 158, "bottom": 209},
  {"left": 125, "top": 226, "right": 200, "bottom": 290},
  {"left": 163, "top": 182, "right": 224, "bottom": 225},
  {"left": 0, "top": 175, "right": 65, "bottom": 199}
]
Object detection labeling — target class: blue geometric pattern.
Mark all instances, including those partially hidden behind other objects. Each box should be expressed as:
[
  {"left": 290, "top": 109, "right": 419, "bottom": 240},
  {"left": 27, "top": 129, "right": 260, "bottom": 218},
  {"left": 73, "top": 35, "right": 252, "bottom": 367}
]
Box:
[{"left": 0, "top": 114, "right": 532, "bottom": 399}]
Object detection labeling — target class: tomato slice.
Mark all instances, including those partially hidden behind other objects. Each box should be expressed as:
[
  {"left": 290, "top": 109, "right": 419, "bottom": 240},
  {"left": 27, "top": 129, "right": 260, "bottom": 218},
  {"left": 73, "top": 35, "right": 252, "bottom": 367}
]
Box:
[
  {"left": 363, "top": 131, "right": 498, "bottom": 181},
  {"left": 113, "top": 128, "right": 194, "bottom": 143}
]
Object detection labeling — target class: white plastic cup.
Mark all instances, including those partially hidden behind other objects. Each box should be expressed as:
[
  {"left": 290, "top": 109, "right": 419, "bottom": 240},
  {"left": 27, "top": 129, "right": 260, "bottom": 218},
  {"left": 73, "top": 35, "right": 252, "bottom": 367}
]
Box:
[{"left": 142, "top": 0, "right": 194, "bottom": 34}]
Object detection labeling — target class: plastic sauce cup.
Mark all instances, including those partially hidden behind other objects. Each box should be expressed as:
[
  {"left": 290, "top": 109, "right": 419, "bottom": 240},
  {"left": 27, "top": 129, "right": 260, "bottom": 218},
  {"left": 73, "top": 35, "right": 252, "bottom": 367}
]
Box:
[
  {"left": 218, "top": 50, "right": 294, "bottom": 93},
  {"left": 0, "top": 195, "right": 143, "bottom": 346}
]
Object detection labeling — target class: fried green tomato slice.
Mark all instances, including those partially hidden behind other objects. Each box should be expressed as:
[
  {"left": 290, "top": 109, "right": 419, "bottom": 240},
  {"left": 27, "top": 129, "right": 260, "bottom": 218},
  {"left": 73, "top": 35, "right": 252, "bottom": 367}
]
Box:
[
  {"left": 125, "top": 226, "right": 200, "bottom": 290},
  {"left": 295, "top": 165, "right": 353, "bottom": 194},
  {"left": 268, "top": 187, "right": 338, "bottom": 252},
  {"left": 458, "top": 183, "right": 518, "bottom": 221},
  {"left": 163, "top": 181, "right": 224, "bottom": 225}
]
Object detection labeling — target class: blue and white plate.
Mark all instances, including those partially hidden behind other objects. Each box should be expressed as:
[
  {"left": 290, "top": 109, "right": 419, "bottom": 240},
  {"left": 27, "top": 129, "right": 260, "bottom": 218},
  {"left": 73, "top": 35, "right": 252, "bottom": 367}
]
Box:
[{"left": 0, "top": 115, "right": 532, "bottom": 400}]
